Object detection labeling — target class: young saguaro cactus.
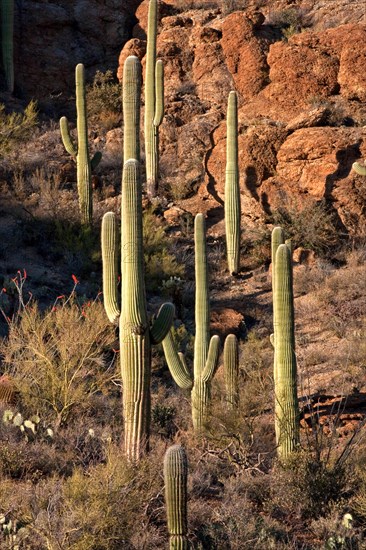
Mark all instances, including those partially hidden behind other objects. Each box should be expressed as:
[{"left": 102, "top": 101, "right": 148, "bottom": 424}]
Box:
[
  {"left": 352, "top": 160, "right": 366, "bottom": 176},
  {"left": 164, "top": 445, "right": 189, "bottom": 550},
  {"left": 162, "top": 214, "right": 220, "bottom": 431},
  {"left": 102, "top": 161, "right": 174, "bottom": 461},
  {"left": 144, "top": 0, "right": 164, "bottom": 198},
  {"left": 272, "top": 241, "right": 299, "bottom": 460},
  {"left": 224, "top": 334, "right": 239, "bottom": 409},
  {"left": 225, "top": 90, "right": 241, "bottom": 275},
  {"left": 60, "top": 63, "right": 102, "bottom": 226},
  {"left": 1, "top": 0, "right": 14, "bottom": 93}
]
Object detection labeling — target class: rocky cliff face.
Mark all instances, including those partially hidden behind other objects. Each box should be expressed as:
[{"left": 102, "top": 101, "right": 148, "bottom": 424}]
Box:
[
  {"left": 117, "top": 0, "right": 366, "bottom": 237},
  {"left": 12, "top": 0, "right": 142, "bottom": 100}
]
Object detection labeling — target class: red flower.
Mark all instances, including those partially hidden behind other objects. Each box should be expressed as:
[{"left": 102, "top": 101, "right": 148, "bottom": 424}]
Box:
[{"left": 72, "top": 274, "right": 79, "bottom": 284}]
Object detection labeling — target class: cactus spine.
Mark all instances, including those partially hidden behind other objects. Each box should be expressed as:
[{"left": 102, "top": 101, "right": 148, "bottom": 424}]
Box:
[
  {"left": 225, "top": 90, "right": 241, "bottom": 274},
  {"left": 164, "top": 445, "right": 189, "bottom": 550},
  {"left": 162, "top": 214, "right": 220, "bottom": 431},
  {"left": 352, "top": 161, "right": 366, "bottom": 176},
  {"left": 60, "top": 63, "right": 102, "bottom": 226},
  {"left": 123, "top": 55, "right": 141, "bottom": 163},
  {"left": 144, "top": 0, "right": 164, "bottom": 198},
  {"left": 1, "top": 0, "right": 14, "bottom": 93},
  {"left": 273, "top": 241, "right": 299, "bottom": 460},
  {"left": 102, "top": 57, "right": 173, "bottom": 460},
  {"left": 224, "top": 334, "right": 239, "bottom": 409}
]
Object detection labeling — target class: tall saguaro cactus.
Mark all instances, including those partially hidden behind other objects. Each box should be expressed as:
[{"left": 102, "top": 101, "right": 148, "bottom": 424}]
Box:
[
  {"left": 162, "top": 214, "right": 220, "bottom": 431},
  {"left": 225, "top": 90, "right": 241, "bottom": 274},
  {"left": 224, "top": 334, "right": 239, "bottom": 409},
  {"left": 101, "top": 161, "right": 174, "bottom": 461},
  {"left": 60, "top": 63, "right": 102, "bottom": 226},
  {"left": 1, "top": 0, "right": 14, "bottom": 93},
  {"left": 102, "top": 55, "right": 173, "bottom": 460},
  {"left": 272, "top": 241, "right": 299, "bottom": 460},
  {"left": 164, "top": 445, "right": 189, "bottom": 550},
  {"left": 123, "top": 55, "right": 141, "bottom": 163},
  {"left": 144, "top": 0, "right": 164, "bottom": 198}
]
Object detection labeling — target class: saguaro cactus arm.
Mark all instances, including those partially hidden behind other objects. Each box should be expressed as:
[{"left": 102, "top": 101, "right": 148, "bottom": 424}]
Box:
[
  {"left": 101, "top": 212, "right": 120, "bottom": 325},
  {"left": 164, "top": 445, "right": 189, "bottom": 550},
  {"left": 153, "top": 59, "right": 164, "bottom": 127},
  {"left": 150, "top": 303, "right": 175, "bottom": 344},
  {"left": 162, "top": 330, "right": 193, "bottom": 391},
  {"left": 201, "top": 335, "right": 220, "bottom": 383},
  {"left": 60, "top": 116, "right": 77, "bottom": 157}
]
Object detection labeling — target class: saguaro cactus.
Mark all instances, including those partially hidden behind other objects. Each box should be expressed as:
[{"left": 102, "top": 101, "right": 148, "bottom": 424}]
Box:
[
  {"left": 102, "top": 161, "right": 174, "bottom": 461},
  {"left": 273, "top": 242, "right": 299, "bottom": 460},
  {"left": 162, "top": 214, "right": 220, "bottom": 431},
  {"left": 352, "top": 160, "right": 366, "bottom": 176},
  {"left": 225, "top": 90, "right": 241, "bottom": 275},
  {"left": 1, "top": 0, "right": 14, "bottom": 93},
  {"left": 224, "top": 334, "right": 239, "bottom": 409},
  {"left": 164, "top": 445, "right": 189, "bottom": 550},
  {"left": 60, "top": 63, "right": 102, "bottom": 226},
  {"left": 123, "top": 55, "right": 141, "bottom": 163},
  {"left": 144, "top": 0, "right": 164, "bottom": 198}
]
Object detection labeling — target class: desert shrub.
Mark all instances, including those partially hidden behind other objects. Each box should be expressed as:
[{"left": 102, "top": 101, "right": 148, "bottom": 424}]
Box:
[
  {"left": 268, "top": 7, "right": 313, "bottom": 39},
  {"left": 0, "top": 101, "right": 38, "bottom": 157},
  {"left": 269, "top": 449, "right": 355, "bottom": 521},
  {"left": 86, "top": 70, "right": 121, "bottom": 130},
  {"left": 143, "top": 208, "right": 184, "bottom": 290},
  {"left": 0, "top": 443, "right": 166, "bottom": 549},
  {"left": 271, "top": 197, "right": 339, "bottom": 257},
  {"left": 2, "top": 291, "right": 116, "bottom": 427}
]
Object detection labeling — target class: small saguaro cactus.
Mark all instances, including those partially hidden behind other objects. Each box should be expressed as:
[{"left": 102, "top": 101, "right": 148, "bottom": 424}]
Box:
[
  {"left": 60, "top": 63, "right": 102, "bottom": 226},
  {"left": 101, "top": 160, "right": 174, "bottom": 461},
  {"left": 123, "top": 55, "right": 141, "bottom": 163},
  {"left": 225, "top": 90, "right": 241, "bottom": 275},
  {"left": 224, "top": 334, "right": 239, "bottom": 409},
  {"left": 352, "top": 160, "right": 366, "bottom": 176},
  {"left": 164, "top": 445, "right": 189, "bottom": 550},
  {"left": 1, "top": 0, "right": 14, "bottom": 93},
  {"left": 162, "top": 214, "right": 220, "bottom": 431},
  {"left": 272, "top": 238, "right": 300, "bottom": 460},
  {"left": 144, "top": 0, "right": 164, "bottom": 198}
]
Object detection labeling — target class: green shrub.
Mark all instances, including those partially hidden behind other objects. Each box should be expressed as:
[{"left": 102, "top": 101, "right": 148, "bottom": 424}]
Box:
[
  {"left": 271, "top": 197, "right": 339, "bottom": 256},
  {"left": 2, "top": 294, "right": 115, "bottom": 427},
  {"left": 86, "top": 70, "right": 121, "bottom": 130},
  {"left": 0, "top": 101, "right": 38, "bottom": 157}
]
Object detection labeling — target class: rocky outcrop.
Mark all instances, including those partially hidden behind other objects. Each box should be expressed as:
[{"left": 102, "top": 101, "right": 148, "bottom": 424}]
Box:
[
  {"left": 115, "top": 5, "right": 366, "bottom": 236},
  {"left": 13, "top": 0, "right": 142, "bottom": 99}
]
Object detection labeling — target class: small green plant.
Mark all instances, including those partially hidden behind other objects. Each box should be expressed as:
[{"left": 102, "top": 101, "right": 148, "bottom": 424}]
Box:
[
  {"left": 86, "top": 69, "right": 122, "bottom": 130},
  {"left": 0, "top": 101, "right": 38, "bottom": 157}
]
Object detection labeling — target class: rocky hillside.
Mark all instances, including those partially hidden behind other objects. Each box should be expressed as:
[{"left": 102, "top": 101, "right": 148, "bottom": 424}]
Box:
[{"left": 116, "top": 0, "right": 366, "bottom": 239}]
